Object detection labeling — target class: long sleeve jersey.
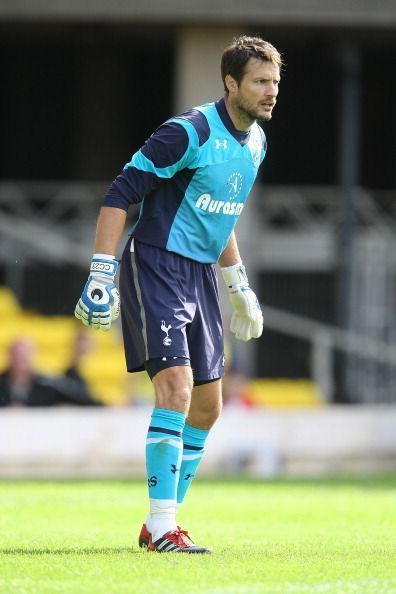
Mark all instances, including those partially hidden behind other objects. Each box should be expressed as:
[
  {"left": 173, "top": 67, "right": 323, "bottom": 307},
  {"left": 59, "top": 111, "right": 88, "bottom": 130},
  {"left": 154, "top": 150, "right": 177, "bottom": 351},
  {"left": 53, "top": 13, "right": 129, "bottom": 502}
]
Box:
[{"left": 104, "top": 98, "right": 267, "bottom": 264}]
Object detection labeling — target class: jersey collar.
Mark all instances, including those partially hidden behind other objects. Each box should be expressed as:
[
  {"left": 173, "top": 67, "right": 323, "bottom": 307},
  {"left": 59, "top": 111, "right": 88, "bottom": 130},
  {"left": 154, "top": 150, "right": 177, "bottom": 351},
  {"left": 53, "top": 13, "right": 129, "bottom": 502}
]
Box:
[{"left": 215, "top": 98, "right": 251, "bottom": 146}]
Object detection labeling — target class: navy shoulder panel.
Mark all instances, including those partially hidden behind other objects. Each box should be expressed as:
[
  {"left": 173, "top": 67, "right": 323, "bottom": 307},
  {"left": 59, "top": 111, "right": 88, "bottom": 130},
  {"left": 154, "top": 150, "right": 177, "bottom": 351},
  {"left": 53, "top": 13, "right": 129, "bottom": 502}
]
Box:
[
  {"left": 140, "top": 122, "right": 189, "bottom": 169},
  {"left": 174, "top": 108, "right": 210, "bottom": 147}
]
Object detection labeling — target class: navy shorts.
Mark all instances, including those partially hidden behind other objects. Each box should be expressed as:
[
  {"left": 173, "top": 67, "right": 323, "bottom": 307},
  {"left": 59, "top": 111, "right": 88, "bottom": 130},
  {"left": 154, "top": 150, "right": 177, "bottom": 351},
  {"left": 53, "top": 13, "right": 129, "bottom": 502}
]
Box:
[{"left": 119, "top": 238, "right": 225, "bottom": 382}]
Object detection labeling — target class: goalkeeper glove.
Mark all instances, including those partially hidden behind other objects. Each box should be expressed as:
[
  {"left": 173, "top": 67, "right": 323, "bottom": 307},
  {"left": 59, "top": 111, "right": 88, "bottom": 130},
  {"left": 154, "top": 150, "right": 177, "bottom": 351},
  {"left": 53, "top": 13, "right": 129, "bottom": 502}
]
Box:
[
  {"left": 74, "top": 254, "right": 120, "bottom": 331},
  {"left": 221, "top": 263, "right": 263, "bottom": 341}
]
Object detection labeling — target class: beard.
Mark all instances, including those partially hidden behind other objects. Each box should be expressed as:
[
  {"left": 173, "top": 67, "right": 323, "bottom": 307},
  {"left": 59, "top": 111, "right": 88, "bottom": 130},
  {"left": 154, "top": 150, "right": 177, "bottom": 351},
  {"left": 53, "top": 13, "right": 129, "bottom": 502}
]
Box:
[{"left": 235, "top": 97, "right": 273, "bottom": 123}]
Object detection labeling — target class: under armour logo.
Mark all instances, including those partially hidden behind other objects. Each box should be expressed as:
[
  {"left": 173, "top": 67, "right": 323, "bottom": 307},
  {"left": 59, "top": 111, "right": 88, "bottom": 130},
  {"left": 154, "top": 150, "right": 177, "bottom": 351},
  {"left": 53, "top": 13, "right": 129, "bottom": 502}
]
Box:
[
  {"left": 161, "top": 320, "right": 172, "bottom": 346},
  {"left": 171, "top": 464, "right": 180, "bottom": 474},
  {"left": 215, "top": 139, "right": 228, "bottom": 149},
  {"left": 184, "top": 473, "right": 195, "bottom": 481}
]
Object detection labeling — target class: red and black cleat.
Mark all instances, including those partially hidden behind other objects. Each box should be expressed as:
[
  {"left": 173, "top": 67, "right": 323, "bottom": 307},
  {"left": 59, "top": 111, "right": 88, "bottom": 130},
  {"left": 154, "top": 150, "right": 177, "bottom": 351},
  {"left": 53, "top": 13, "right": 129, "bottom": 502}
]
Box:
[
  {"left": 138, "top": 523, "right": 151, "bottom": 549},
  {"left": 139, "top": 524, "right": 211, "bottom": 553},
  {"left": 149, "top": 528, "right": 211, "bottom": 553}
]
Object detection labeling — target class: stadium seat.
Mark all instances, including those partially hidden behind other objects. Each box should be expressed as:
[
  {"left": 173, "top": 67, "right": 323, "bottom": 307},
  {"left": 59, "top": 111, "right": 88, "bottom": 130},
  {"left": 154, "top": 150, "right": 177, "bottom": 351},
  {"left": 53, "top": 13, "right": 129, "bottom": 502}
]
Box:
[{"left": 247, "top": 379, "right": 325, "bottom": 408}]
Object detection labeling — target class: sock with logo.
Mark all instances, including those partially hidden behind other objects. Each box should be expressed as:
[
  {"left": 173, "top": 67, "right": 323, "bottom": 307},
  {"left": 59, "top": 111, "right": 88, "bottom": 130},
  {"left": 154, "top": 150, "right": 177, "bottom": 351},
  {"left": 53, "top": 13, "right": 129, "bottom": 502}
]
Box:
[
  {"left": 145, "top": 407, "right": 185, "bottom": 542},
  {"left": 177, "top": 424, "right": 209, "bottom": 506}
]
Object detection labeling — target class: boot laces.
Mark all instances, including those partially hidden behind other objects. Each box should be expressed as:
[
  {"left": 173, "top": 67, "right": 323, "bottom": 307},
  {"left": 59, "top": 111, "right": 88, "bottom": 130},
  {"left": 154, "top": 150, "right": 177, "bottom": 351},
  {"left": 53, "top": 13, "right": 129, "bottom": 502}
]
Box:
[{"left": 169, "top": 528, "right": 194, "bottom": 547}]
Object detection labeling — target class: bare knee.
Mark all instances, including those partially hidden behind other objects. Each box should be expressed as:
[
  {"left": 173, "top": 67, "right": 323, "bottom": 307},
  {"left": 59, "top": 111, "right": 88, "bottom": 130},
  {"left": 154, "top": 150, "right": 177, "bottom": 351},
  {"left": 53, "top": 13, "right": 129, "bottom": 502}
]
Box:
[
  {"left": 153, "top": 366, "right": 193, "bottom": 413},
  {"left": 187, "top": 380, "right": 223, "bottom": 430},
  {"left": 189, "top": 400, "right": 222, "bottom": 429}
]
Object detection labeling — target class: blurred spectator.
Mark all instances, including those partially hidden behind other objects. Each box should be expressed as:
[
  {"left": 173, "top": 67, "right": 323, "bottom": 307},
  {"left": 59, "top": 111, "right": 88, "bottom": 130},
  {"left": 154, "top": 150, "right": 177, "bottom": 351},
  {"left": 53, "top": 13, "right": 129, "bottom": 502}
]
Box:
[
  {"left": 64, "top": 331, "right": 96, "bottom": 397},
  {"left": 222, "top": 364, "right": 255, "bottom": 407},
  {"left": 0, "top": 338, "right": 103, "bottom": 407}
]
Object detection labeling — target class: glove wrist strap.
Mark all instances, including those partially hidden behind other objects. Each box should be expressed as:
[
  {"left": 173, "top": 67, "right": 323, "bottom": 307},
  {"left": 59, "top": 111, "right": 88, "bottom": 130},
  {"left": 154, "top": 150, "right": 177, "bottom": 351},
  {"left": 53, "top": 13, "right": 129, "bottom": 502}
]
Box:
[
  {"left": 90, "top": 254, "right": 118, "bottom": 278},
  {"left": 221, "top": 262, "right": 248, "bottom": 288}
]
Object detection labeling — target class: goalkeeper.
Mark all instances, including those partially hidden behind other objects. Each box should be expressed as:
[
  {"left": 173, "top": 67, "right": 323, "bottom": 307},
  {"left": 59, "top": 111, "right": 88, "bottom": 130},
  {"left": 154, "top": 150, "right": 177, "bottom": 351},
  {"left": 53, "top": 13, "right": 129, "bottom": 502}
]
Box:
[{"left": 75, "top": 34, "right": 282, "bottom": 554}]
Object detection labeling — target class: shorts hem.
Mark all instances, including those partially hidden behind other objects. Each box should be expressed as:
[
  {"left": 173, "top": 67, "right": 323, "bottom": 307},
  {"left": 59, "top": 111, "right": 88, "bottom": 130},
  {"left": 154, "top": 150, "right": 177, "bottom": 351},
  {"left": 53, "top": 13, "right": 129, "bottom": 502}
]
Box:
[
  {"left": 193, "top": 367, "right": 224, "bottom": 383},
  {"left": 126, "top": 363, "right": 145, "bottom": 373},
  {"left": 145, "top": 356, "right": 191, "bottom": 380}
]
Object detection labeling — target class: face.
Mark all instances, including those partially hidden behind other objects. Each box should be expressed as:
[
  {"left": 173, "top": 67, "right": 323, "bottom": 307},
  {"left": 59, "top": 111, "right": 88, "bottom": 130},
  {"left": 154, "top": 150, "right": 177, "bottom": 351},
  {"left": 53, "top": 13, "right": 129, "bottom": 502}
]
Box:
[
  {"left": 226, "top": 58, "right": 280, "bottom": 129},
  {"left": 9, "top": 339, "right": 36, "bottom": 373}
]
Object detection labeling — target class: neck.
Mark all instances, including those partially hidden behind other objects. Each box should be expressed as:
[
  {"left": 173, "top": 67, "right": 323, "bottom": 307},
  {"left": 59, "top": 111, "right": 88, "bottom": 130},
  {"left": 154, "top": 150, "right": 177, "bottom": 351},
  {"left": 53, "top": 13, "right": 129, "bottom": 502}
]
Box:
[{"left": 224, "top": 95, "right": 254, "bottom": 132}]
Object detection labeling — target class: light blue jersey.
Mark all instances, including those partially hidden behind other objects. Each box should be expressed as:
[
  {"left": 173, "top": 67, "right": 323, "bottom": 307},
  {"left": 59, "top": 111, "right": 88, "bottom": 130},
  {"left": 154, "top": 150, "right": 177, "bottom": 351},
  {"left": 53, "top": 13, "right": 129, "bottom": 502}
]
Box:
[{"left": 104, "top": 98, "right": 267, "bottom": 264}]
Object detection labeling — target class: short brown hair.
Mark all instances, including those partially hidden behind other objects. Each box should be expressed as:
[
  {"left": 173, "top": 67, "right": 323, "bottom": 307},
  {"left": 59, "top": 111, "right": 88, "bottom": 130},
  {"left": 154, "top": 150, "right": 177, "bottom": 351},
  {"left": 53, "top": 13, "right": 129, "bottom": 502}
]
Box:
[{"left": 221, "top": 35, "right": 283, "bottom": 93}]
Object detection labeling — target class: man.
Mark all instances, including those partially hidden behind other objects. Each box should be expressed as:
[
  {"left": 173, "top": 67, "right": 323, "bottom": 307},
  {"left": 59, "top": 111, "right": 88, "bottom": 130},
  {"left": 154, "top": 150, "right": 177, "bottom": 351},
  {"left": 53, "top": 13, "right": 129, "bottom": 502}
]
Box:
[
  {"left": 0, "top": 338, "right": 102, "bottom": 407},
  {"left": 75, "top": 35, "right": 282, "bottom": 553}
]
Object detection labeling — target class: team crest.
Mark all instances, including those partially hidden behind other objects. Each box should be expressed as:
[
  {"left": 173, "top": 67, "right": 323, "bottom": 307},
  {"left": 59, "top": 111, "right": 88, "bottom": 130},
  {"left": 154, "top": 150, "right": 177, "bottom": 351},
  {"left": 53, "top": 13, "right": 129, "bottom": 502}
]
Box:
[
  {"left": 161, "top": 320, "right": 172, "bottom": 346},
  {"left": 251, "top": 138, "right": 262, "bottom": 165}
]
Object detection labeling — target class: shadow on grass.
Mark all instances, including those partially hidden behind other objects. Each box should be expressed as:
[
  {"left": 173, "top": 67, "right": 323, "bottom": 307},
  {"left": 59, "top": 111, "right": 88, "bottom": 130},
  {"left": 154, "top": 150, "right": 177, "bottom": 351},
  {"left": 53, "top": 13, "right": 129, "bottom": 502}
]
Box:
[{"left": 0, "top": 546, "right": 137, "bottom": 556}]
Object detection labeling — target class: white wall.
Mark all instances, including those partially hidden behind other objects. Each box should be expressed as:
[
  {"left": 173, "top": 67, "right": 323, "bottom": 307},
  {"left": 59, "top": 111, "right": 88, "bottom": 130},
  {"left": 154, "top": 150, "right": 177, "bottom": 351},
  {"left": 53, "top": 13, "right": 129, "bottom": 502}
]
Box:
[{"left": 1, "top": 406, "right": 395, "bottom": 478}]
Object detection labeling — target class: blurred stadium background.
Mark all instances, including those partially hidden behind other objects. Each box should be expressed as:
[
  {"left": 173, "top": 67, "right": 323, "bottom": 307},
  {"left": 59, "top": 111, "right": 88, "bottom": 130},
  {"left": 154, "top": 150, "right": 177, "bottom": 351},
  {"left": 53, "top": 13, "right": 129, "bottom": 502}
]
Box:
[{"left": 0, "top": 0, "right": 396, "bottom": 477}]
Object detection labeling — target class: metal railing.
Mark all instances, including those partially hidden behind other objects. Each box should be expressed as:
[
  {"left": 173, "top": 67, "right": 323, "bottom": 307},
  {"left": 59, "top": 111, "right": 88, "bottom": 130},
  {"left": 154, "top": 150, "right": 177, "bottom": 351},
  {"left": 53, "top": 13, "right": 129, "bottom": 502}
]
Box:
[
  {"left": 257, "top": 186, "right": 396, "bottom": 232},
  {"left": 263, "top": 305, "right": 396, "bottom": 404}
]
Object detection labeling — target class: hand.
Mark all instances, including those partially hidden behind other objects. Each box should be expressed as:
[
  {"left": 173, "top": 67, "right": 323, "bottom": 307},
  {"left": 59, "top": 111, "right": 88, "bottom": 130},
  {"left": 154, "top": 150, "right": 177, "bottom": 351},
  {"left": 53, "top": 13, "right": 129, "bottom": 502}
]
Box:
[
  {"left": 221, "top": 263, "right": 263, "bottom": 341},
  {"left": 74, "top": 255, "right": 120, "bottom": 331}
]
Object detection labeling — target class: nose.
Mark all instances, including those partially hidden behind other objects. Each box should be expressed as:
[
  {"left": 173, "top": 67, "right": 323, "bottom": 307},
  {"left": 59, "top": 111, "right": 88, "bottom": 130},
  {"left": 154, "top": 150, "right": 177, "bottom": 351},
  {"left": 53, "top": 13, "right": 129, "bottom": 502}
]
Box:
[{"left": 268, "top": 81, "right": 278, "bottom": 97}]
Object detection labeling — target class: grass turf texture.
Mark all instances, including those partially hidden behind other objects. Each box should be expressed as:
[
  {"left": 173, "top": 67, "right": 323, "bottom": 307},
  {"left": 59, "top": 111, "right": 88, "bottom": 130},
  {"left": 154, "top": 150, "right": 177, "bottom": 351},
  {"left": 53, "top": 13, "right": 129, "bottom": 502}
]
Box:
[{"left": 0, "top": 477, "right": 395, "bottom": 594}]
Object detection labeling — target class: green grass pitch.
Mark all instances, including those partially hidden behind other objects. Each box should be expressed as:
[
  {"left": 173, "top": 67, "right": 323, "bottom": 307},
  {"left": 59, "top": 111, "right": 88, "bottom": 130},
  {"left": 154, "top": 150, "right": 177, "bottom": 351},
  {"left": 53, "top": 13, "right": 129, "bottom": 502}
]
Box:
[{"left": 0, "top": 476, "right": 395, "bottom": 594}]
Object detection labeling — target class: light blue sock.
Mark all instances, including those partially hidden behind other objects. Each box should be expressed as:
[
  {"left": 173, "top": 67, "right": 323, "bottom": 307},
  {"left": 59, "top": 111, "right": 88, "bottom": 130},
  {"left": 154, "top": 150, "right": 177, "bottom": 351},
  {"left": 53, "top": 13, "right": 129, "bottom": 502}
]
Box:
[
  {"left": 146, "top": 408, "right": 185, "bottom": 503},
  {"left": 146, "top": 408, "right": 187, "bottom": 541},
  {"left": 177, "top": 424, "right": 209, "bottom": 505}
]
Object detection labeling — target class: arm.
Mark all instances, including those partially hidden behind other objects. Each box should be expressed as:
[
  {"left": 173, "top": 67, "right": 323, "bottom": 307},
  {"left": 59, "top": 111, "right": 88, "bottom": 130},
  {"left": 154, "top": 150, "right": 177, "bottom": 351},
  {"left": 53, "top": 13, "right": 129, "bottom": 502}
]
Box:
[
  {"left": 218, "top": 231, "right": 242, "bottom": 268},
  {"left": 219, "top": 232, "right": 263, "bottom": 342},
  {"left": 75, "top": 121, "right": 192, "bottom": 331},
  {"left": 74, "top": 207, "right": 126, "bottom": 331},
  {"left": 94, "top": 206, "right": 127, "bottom": 255}
]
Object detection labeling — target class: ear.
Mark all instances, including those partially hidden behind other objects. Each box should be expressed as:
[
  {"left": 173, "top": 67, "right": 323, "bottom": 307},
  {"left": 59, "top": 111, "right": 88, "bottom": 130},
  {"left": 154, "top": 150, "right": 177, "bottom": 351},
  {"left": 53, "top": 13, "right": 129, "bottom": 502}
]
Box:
[{"left": 225, "top": 74, "right": 238, "bottom": 95}]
